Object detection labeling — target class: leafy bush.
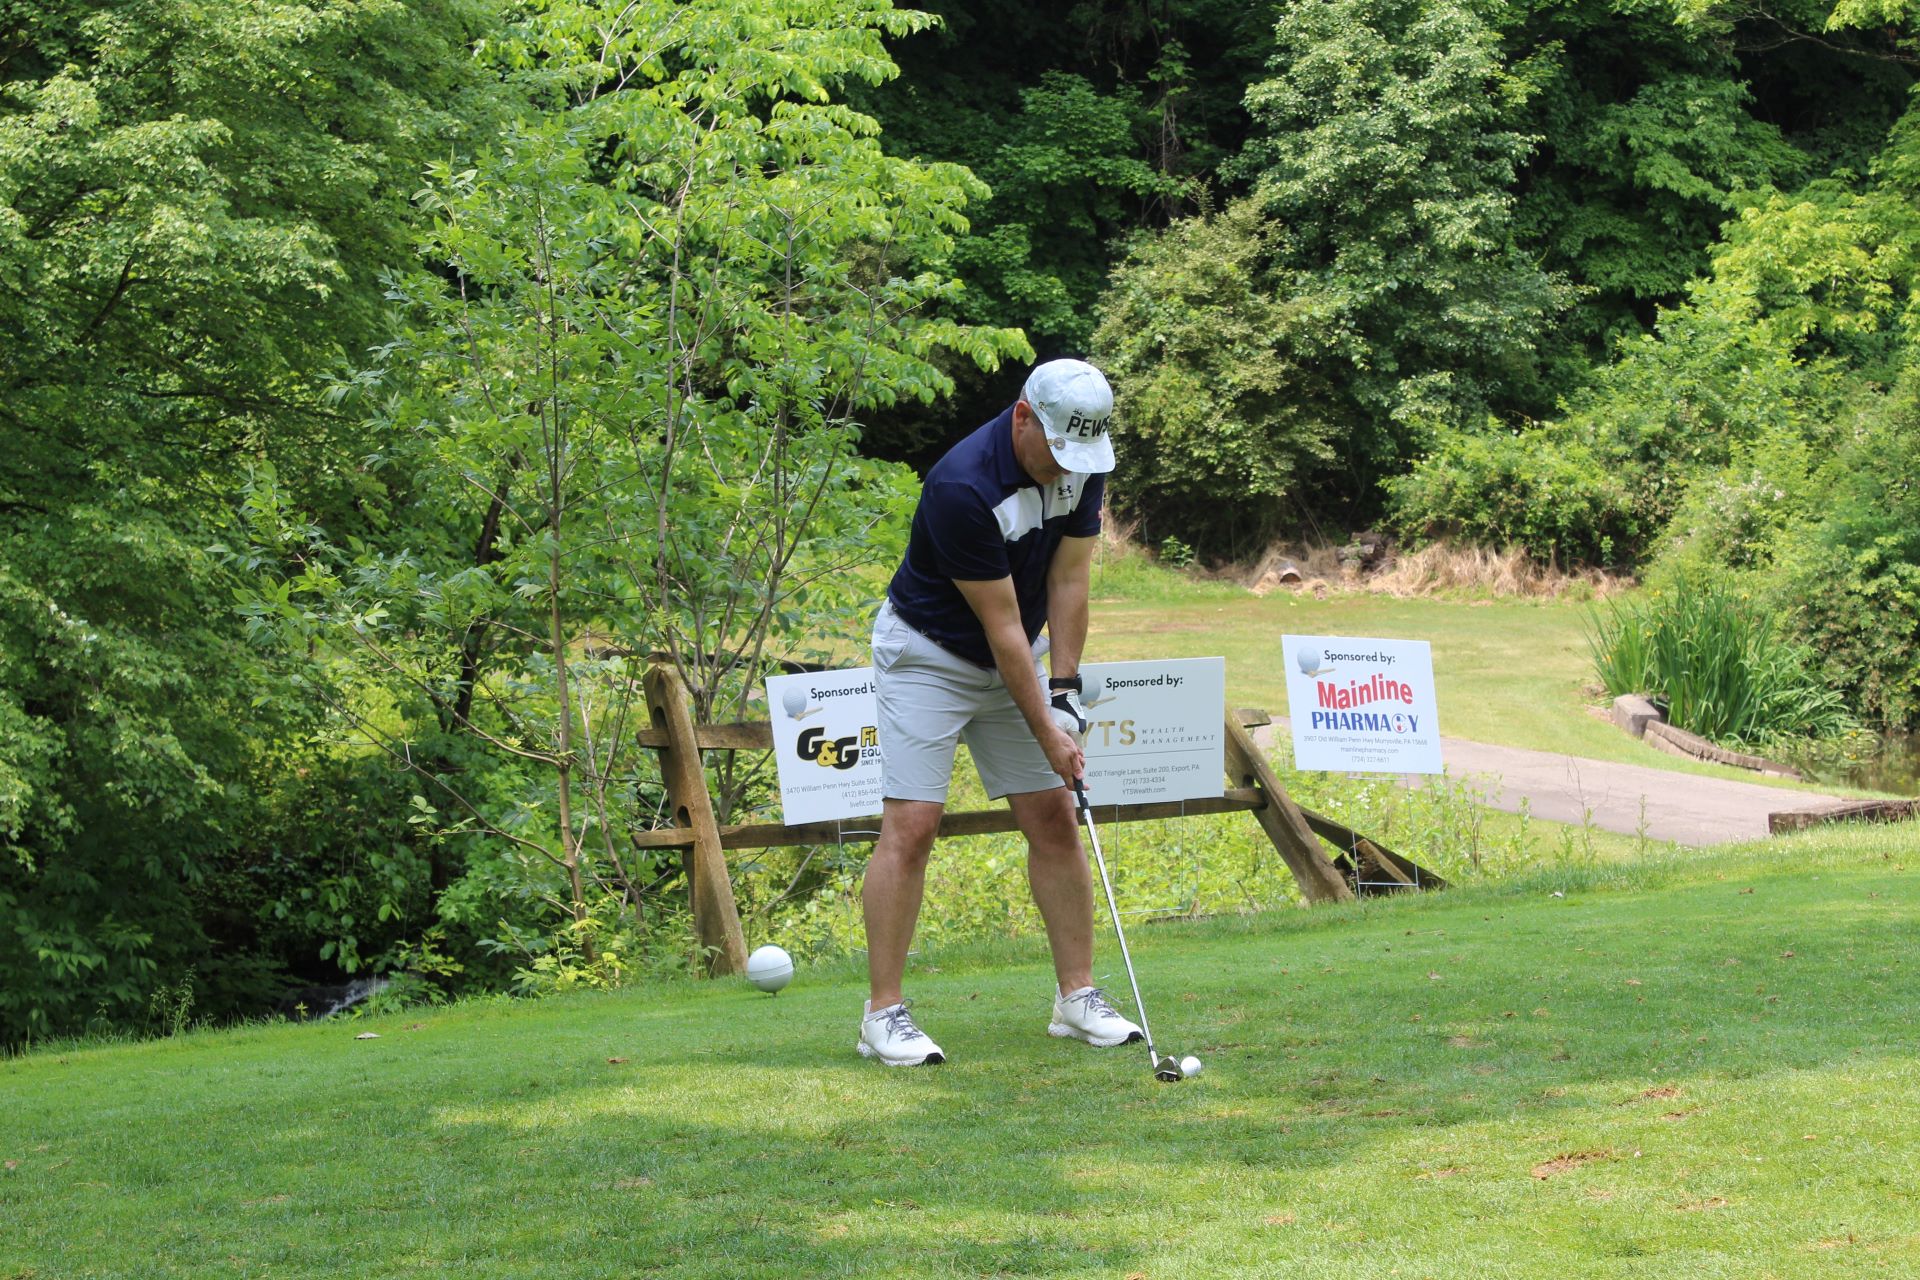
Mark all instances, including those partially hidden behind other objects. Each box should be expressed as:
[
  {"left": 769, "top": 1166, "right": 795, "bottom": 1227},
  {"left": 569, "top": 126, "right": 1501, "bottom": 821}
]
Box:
[
  {"left": 230, "top": 750, "right": 440, "bottom": 977},
  {"left": 1586, "top": 583, "right": 1857, "bottom": 746},
  {"left": 1652, "top": 438, "right": 1818, "bottom": 576},
  {"left": 1774, "top": 376, "right": 1920, "bottom": 730},
  {"left": 1092, "top": 201, "right": 1339, "bottom": 559},
  {"left": 1386, "top": 423, "right": 1643, "bottom": 567}
]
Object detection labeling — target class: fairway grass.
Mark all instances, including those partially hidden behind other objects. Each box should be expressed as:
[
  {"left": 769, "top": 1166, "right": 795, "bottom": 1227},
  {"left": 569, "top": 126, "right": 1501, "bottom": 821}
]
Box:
[{"left": 6, "top": 826, "right": 1919, "bottom": 1278}]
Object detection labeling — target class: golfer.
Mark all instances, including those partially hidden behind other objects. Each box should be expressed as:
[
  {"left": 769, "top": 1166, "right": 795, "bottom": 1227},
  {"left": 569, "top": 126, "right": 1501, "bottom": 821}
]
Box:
[{"left": 858, "top": 358, "right": 1144, "bottom": 1065}]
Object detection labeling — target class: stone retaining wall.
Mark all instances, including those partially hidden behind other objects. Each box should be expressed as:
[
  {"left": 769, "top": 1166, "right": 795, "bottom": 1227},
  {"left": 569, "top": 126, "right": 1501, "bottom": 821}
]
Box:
[{"left": 1610, "top": 695, "right": 1802, "bottom": 779}]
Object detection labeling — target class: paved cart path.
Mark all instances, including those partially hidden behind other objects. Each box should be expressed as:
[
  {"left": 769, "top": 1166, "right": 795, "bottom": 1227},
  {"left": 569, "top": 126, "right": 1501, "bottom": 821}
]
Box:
[{"left": 1255, "top": 720, "right": 1854, "bottom": 847}]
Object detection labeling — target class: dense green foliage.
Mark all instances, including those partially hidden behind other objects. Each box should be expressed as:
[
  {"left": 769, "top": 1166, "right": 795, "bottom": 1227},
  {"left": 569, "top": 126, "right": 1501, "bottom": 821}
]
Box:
[
  {"left": 853, "top": 1, "right": 1267, "bottom": 342},
  {"left": 1772, "top": 374, "right": 1920, "bottom": 730},
  {"left": 1377, "top": 3, "right": 1920, "bottom": 730},
  {"left": 6, "top": 0, "right": 1918, "bottom": 1041},
  {"left": 1092, "top": 202, "right": 1337, "bottom": 555},
  {"left": 1586, "top": 583, "right": 1857, "bottom": 746},
  {"left": 1077, "top": 0, "right": 1913, "bottom": 556},
  {"left": 1384, "top": 424, "right": 1643, "bottom": 568},
  {"left": 1235, "top": 0, "right": 1573, "bottom": 458},
  {"left": 0, "top": 0, "right": 503, "bottom": 1042}
]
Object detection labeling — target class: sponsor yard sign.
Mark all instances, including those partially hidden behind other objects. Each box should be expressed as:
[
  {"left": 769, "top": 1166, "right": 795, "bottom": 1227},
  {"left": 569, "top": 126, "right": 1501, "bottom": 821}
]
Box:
[
  {"left": 1078, "top": 657, "right": 1225, "bottom": 807},
  {"left": 766, "top": 668, "right": 886, "bottom": 826},
  {"left": 1282, "top": 635, "right": 1444, "bottom": 774}
]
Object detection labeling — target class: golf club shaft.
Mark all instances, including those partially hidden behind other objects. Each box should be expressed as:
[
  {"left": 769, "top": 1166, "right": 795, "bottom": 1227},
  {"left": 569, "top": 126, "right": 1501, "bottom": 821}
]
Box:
[{"left": 1074, "top": 780, "right": 1159, "bottom": 1063}]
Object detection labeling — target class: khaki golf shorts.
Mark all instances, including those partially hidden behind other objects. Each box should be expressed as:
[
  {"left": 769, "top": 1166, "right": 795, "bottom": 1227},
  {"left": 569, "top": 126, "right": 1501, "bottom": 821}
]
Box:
[{"left": 871, "top": 600, "right": 1061, "bottom": 803}]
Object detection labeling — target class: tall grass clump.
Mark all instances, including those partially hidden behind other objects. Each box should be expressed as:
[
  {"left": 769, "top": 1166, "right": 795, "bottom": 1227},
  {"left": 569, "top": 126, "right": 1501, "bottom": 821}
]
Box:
[{"left": 1586, "top": 584, "right": 1857, "bottom": 746}]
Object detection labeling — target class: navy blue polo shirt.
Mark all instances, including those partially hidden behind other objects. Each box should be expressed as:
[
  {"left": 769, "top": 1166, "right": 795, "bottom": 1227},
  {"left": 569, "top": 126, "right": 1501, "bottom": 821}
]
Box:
[{"left": 886, "top": 406, "right": 1104, "bottom": 668}]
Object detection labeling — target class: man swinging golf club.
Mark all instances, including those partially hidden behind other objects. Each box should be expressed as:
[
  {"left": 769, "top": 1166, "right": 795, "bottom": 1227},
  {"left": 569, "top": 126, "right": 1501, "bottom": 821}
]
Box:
[{"left": 858, "top": 358, "right": 1144, "bottom": 1066}]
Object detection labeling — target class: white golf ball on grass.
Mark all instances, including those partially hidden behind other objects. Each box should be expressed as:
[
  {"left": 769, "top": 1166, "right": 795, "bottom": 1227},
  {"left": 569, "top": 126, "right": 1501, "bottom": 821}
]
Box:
[
  {"left": 1179, "top": 1055, "right": 1203, "bottom": 1079},
  {"left": 746, "top": 944, "right": 794, "bottom": 994}
]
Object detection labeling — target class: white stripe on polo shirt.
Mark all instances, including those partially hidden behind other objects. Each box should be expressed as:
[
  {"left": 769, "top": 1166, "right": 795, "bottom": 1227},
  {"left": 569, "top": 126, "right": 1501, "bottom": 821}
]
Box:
[{"left": 989, "top": 476, "right": 1088, "bottom": 543}]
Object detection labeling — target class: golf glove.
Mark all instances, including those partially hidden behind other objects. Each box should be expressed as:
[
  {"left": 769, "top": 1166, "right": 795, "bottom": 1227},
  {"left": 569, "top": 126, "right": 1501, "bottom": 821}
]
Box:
[{"left": 1048, "top": 679, "right": 1088, "bottom": 747}]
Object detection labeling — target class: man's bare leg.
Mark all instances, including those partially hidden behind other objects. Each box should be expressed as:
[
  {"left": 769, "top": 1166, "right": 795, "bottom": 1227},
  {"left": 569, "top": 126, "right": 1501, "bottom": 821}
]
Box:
[
  {"left": 863, "top": 797, "right": 945, "bottom": 1009},
  {"left": 1007, "top": 785, "right": 1095, "bottom": 996}
]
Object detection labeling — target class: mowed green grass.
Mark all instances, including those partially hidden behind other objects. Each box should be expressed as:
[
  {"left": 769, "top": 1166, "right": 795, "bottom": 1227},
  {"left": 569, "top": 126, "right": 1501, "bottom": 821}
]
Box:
[{"left": 6, "top": 825, "right": 1919, "bottom": 1279}]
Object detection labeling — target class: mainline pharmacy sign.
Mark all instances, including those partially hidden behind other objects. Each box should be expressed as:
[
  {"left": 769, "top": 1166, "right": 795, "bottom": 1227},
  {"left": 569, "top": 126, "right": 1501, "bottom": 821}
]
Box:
[{"left": 1282, "top": 635, "right": 1443, "bottom": 774}]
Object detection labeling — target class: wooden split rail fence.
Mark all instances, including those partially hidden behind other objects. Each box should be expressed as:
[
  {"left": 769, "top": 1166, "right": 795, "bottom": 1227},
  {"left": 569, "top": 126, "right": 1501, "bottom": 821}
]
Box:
[{"left": 638, "top": 664, "right": 1442, "bottom": 976}]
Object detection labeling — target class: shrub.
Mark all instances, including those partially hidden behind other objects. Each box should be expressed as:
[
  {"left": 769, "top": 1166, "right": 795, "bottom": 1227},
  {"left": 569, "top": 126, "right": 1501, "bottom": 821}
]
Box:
[
  {"left": 1092, "top": 201, "right": 1339, "bottom": 560},
  {"left": 1386, "top": 422, "right": 1644, "bottom": 567},
  {"left": 1775, "top": 376, "right": 1920, "bottom": 730},
  {"left": 1652, "top": 438, "right": 1818, "bottom": 577},
  {"left": 1586, "top": 583, "right": 1857, "bottom": 746}
]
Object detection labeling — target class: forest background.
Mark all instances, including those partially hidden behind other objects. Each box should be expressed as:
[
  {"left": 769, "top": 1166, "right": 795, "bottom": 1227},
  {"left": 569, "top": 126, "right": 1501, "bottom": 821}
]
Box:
[{"left": 4, "top": 0, "right": 1917, "bottom": 1046}]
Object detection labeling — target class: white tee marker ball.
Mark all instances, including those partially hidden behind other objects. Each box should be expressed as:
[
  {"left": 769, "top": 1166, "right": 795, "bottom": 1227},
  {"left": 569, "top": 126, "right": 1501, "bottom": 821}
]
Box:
[
  {"left": 1179, "top": 1055, "right": 1203, "bottom": 1079},
  {"left": 746, "top": 944, "right": 794, "bottom": 994}
]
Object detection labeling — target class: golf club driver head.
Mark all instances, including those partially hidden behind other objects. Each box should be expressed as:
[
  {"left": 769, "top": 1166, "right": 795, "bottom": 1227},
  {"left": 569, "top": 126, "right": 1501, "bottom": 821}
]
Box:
[{"left": 1153, "top": 1055, "right": 1183, "bottom": 1083}]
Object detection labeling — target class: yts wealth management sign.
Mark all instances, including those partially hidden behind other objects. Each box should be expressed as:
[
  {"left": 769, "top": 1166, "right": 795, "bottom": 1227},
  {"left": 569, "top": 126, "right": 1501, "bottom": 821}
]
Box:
[
  {"left": 1077, "top": 657, "right": 1224, "bottom": 807},
  {"left": 1281, "top": 635, "right": 1443, "bottom": 774},
  {"left": 765, "top": 658, "right": 1225, "bottom": 825}
]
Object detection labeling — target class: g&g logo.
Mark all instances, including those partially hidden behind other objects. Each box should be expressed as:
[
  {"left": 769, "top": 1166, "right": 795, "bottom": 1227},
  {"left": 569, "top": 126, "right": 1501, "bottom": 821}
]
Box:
[{"left": 797, "top": 725, "right": 878, "bottom": 770}]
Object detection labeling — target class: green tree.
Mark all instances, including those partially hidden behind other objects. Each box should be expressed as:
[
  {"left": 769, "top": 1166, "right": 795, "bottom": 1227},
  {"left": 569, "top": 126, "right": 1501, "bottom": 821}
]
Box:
[
  {"left": 844, "top": 0, "right": 1274, "bottom": 460},
  {"left": 1507, "top": 17, "right": 1816, "bottom": 355},
  {"left": 1092, "top": 200, "right": 1339, "bottom": 558},
  {"left": 1233, "top": 0, "right": 1576, "bottom": 504},
  {"left": 947, "top": 71, "right": 1181, "bottom": 350},
  {"left": 240, "top": 0, "right": 1027, "bottom": 981},
  {"left": 0, "top": 0, "right": 502, "bottom": 1044}
]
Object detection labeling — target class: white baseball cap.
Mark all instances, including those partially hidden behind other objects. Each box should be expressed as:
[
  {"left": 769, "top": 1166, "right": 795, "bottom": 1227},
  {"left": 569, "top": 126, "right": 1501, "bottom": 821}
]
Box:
[{"left": 1022, "top": 359, "right": 1115, "bottom": 474}]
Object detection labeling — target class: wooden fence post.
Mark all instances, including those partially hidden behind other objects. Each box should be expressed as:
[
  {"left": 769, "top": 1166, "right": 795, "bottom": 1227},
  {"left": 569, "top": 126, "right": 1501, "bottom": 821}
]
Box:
[
  {"left": 643, "top": 665, "right": 748, "bottom": 975},
  {"left": 1223, "top": 717, "right": 1355, "bottom": 904}
]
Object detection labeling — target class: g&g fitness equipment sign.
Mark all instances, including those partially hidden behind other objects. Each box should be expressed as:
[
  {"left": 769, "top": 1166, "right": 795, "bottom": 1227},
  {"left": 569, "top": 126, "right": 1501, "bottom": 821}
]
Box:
[
  {"left": 1281, "top": 635, "right": 1444, "bottom": 774},
  {"left": 765, "top": 668, "right": 886, "bottom": 826},
  {"left": 765, "top": 657, "right": 1225, "bottom": 825}
]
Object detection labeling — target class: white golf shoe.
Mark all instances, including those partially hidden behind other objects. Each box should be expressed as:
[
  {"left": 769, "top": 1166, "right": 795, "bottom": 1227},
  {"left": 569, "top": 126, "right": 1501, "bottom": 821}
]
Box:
[
  {"left": 857, "top": 999, "right": 947, "bottom": 1066},
  {"left": 1048, "top": 985, "right": 1145, "bottom": 1047}
]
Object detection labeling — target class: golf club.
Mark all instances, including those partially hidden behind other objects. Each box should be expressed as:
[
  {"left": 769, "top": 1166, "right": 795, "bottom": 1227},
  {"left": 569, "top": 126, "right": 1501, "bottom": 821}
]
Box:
[{"left": 1072, "top": 777, "right": 1194, "bottom": 1083}]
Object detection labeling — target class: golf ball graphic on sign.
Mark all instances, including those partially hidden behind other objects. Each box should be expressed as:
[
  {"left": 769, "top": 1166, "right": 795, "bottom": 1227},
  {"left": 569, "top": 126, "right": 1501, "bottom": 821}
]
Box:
[
  {"left": 746, "top": 945, "right": 794, "bottom": 993},
  {"left": 1082, "top": 675, "right": 1114, "bottom": 709},
  {"left": 781, "top": 687, "right": 820, "bottom": 721},
  {"left": 1296, "top": 648, "right": 1329, "bottom": 678}
]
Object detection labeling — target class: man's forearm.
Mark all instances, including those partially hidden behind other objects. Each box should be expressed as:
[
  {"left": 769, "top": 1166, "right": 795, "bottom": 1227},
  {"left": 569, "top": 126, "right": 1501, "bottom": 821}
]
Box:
[
  {"left": 982, "top": 619, "right": 1056, "bottom": 741},
  {"left": 1047, "top": 583, "right": 1088, "bottom": 680}
]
